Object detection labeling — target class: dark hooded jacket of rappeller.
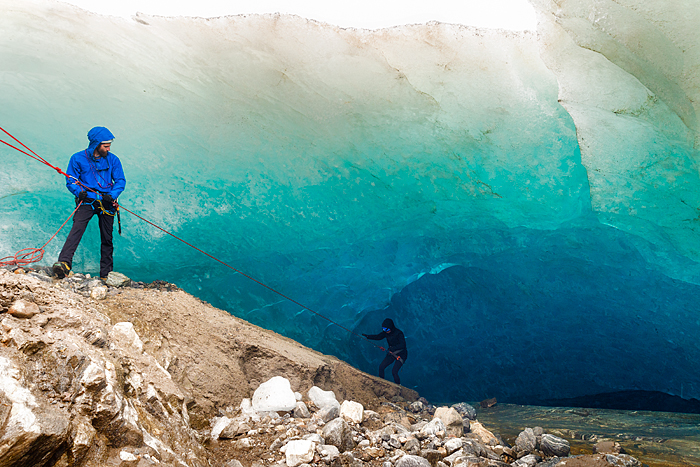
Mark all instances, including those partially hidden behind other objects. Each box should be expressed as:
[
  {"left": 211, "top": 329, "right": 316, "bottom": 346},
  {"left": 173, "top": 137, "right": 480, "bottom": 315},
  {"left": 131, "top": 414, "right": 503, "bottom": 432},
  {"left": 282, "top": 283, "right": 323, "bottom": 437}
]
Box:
[
  {"left": 65, "top": 127, "right": 126, "bottom": 203},
  {"left": 364, "top": 318, "right": 408, "bottom": 360}
]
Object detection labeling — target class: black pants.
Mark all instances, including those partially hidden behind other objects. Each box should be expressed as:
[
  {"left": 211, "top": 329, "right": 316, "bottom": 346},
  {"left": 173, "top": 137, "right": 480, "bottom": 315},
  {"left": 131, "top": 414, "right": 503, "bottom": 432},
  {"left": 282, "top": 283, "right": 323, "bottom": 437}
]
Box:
[
  {"left": 58, "top": 203, "right": 114, "bottom": 277},
  {"left": 379, "top": 353, "right": 406, "bottom": 385}
]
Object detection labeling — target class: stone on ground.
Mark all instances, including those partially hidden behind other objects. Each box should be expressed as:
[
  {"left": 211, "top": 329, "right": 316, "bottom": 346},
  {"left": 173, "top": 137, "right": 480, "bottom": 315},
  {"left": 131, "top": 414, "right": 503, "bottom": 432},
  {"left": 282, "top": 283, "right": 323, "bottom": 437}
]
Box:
[
  {"left": 252, "top": 376, "right": 297, "bottom": 412},
  {"left": 340, "top": 400, "right": 364, "bottom": 423},
  {"left": 308, "top": 386, "right": 339, "bottom": 409},
  {"left": 433, "top": 406, "right": 464, "bottom": 437},
  {"left": 284, "top": 439, "right": 315, "bottom": 467},
  {"left": 106, "top": 271, "right": 130, "bottom": 287}
]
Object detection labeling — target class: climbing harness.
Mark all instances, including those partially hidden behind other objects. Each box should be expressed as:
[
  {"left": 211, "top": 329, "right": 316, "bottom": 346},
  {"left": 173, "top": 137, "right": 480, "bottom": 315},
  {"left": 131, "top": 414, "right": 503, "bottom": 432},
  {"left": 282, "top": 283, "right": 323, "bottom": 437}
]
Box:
[
  {"left": 378, "top": 346, "right": 404, "bottom": 363},
  {"left": 0, "top": 126, "right": 391, "bottom": 358}
]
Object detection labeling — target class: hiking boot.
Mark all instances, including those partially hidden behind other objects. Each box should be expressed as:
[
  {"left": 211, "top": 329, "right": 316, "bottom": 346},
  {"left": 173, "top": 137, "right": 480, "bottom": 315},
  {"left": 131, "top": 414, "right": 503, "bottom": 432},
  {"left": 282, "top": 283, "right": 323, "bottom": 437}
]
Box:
[{"left": 52, "top": 261, "right": 70, "bottom": 279}]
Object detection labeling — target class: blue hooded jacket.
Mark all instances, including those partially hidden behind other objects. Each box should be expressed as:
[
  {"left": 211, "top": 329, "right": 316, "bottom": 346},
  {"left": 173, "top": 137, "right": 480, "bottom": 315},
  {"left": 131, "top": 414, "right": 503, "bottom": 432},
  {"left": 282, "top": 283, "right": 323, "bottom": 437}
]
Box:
[{"left": 65, "top": 127, "right": 126, "bottom": 203}]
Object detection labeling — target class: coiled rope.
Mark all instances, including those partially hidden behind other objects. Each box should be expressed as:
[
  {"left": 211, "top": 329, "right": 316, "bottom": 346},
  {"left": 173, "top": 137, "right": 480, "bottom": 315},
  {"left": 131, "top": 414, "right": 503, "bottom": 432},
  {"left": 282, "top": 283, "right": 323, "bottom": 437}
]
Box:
[{"left": 0, "top": 126, "right": 402, "bottom": 362}]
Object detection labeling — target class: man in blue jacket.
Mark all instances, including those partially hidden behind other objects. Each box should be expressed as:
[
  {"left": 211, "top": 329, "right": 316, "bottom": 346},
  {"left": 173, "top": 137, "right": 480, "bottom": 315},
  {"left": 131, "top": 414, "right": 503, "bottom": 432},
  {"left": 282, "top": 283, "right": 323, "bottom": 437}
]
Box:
[{"left": 53, "top": 127, "right": 126, "bottom": 279}]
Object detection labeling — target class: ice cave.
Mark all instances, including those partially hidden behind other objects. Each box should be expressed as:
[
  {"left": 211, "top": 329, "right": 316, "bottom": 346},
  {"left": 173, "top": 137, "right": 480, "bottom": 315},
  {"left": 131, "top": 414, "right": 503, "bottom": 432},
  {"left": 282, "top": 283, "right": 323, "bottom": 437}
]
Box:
[{"left": 1, "top": 0, "right": 699, "bottom": 405}]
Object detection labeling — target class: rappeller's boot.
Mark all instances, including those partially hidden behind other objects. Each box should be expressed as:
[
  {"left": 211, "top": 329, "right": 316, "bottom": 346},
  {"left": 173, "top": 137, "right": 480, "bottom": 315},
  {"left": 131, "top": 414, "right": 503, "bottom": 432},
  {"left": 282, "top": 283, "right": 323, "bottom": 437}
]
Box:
[{"left": 52, "top": 261, "right": 70, "bottom": 279}]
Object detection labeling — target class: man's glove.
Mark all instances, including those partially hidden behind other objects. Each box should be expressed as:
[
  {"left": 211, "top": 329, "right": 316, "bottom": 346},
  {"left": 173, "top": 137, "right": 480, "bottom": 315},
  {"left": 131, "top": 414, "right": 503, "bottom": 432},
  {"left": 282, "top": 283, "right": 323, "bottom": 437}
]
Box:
[
  {"left": 78, "top": 191, "right": 87, "bottom": 201},
  {"left": 102, "top": 194, "right": 114, "bottom": 206}
]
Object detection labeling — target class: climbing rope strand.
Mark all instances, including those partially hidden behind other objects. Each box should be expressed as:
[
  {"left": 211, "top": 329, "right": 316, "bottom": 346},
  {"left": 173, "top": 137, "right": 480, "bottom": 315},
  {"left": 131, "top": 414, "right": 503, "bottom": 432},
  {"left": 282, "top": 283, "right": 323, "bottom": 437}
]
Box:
[
  {"left": 1, "top": 127, "right": 99, "bottom": 192},
  {"left": 1, "top": 126, "right": 392, "bottom": 356},
  {"left": 117, "top": 203, "right": 400, "bottom": 359},
  {"left": 116, "top": 203, "right": 368, "bottom": 338},
  {"left": 1, "top": 127, "right": 63, "bottom": 173},
  {"left": 0, "top": 202, "right": 82, "bottom": 267}
]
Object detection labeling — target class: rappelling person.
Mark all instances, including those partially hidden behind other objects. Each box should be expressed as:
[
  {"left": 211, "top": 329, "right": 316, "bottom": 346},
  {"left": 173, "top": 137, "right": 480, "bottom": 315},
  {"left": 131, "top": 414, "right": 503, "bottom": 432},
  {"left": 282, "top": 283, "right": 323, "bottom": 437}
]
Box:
[
  {"left": 362, "top": 318, "right": 408, "bottom": 385},
  {"left": 53, "top": 127, "right": 126, "bottom": 280}
]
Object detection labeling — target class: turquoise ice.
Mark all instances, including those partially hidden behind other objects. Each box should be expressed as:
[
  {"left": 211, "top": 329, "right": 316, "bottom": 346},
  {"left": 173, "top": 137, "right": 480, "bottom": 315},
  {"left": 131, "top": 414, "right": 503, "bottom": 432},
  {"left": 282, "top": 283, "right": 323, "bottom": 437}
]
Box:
[{"left": 1, "top": 0, "right": 699, "bottom": 403}]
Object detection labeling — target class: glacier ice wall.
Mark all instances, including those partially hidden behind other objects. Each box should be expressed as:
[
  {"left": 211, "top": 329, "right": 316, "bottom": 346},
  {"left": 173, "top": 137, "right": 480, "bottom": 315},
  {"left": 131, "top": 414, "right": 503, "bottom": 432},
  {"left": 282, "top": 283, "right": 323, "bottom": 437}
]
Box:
[{"left": 1, "top": 0, "right": 699, "bottom": 403}]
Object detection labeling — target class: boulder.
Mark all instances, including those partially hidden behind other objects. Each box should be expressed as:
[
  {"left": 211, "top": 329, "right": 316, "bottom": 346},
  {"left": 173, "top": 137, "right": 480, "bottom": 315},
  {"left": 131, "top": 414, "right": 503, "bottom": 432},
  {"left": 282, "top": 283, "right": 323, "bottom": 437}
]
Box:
[
  {"left": 444, "top": 438, "right": 463, "bottom": 455},
  {"left": 453, "top": 457, "right": 488, "bottom": 467},
  {"left": 322, "top": 417, "right": 356, "bottom": 452},
  {"left": 515, "top": 428, "right": 536, "bottom": 453},
  {"left": 480, "top": 398, "right": 497, "bottom": 408},
  {"left": 7, "top": 299, "right": 39, "bottom": 319},
  {"left": 111, "top": 322, "right": 144, "bottom": 353},
  {"left": 70, "top": 418, "right": 97, "bottom": 464},
  {"left": 513, "top": 454, "right": 538, "bottom": 467},
  {"left": 304, "top": 433, "right": 324, "bottom": 444},
  {"left": 451, "top": 402, "right": 477, "bottom": 420},
  {"left": 540, "top": 434, "right": 570, "bottom": 457},
  {"left": 0, "top": 357, "right": 71, "bottom": 465},
  {"left": 211, "top": 417, "right": 232, "bottom": 439},
  {"left": 340, "top": 400, "right": 364, "bottom": 424},
  {"left": 433, "top": 407, "right": 464, "bottom": 437},
  {"left": 409, "top": 401, "right": 425, "bottom": 413},
  {"left": 317, "top": 403, "right": 340, "bottom": 423},
  {"left": 404, "top": 437, "right": 421, "bottom": 455},
  {"left": 252, "top": 376, "right": 297, "bottom": 412},
  {"left": 420, "top": 418, "right": 446, "bottom": 437},
  {"left": 220, "top": 420, "right": 251, "bottom": 439},
  {"left": 294, "top": 401, "right": 311, "bottom": 418},
  {"left": 468, "top": 421, "right": 498, "bottom": 445},
  {"left": 284, "top": 439, "right": 315, "bottom": 467},
  {"left": 396, "top": 454, "right": 432, "bottom": 467},
  {"left": 105, "top": 271, "right": 130, "bottom": 287},
  {"left": 308, "top": 386, "right": 339, "bottom": 409},
  {"left": 317, "top": 444, "right": 340, "bottom": 462},
  {"left": 421, "top": 448, "right": 444, "bottom": 466},
  {"left": 605, "top": 453, "right": 642, "bottom": 466},
  {"left": 90, "top": 286, "right": 108, "bottom": 300}
]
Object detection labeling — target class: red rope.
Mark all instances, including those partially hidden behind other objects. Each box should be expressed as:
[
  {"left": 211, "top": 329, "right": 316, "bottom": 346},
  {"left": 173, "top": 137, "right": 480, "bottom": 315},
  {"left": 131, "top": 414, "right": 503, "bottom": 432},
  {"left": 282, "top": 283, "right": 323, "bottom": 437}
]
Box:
[
  {"left": 116, "top": 203, "right": 402, "bottom": 360},
  {"left": 1, "top": 126, "right": 69, "bottom": 178},
  {"left": 0, "top": 202, "right": 82, "bottom": 268},
  {"left": 0, "top": 126, "right": 397, "bottom": 359},
  {"left": 116, "top": 202, "right": 370, "bottom": 340}
]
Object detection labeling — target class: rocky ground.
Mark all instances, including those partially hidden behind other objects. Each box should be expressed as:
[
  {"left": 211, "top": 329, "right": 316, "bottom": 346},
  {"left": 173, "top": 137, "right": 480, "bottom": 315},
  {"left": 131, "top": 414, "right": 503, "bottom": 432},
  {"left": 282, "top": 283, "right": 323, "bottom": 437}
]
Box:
[{"left": 0, "top": 266, "right": 648, "bottom": 467}]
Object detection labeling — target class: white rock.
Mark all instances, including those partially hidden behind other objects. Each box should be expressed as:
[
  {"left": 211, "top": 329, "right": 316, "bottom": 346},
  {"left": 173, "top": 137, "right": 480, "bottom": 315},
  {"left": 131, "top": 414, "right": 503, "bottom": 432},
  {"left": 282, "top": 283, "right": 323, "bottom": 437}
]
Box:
[
  {"left": 111, "top": 322, "right": 144, "bottom": 352},
  {"left": 235, "top": 437, "right": 252, "bottom": 449},
  {"left": 340, "top": 400, "right": 364, "bottom": 424},
  {"left": 420, "top": 418, "right": 446, "bottom": 437},
  {"left": 90, "top": 286, "right": 108, "bottom": 300},
  {"left": 304, "top": 433, "right": 324, "bottom": 444},
  {"left": 444, "top": 438, "right": 463, "bottom": 455},
  {"left": 120, "top": 450, "right": 138, "bottom": 461},
  {"left": 240, "top": 398, "right": 253, "bottom": 412},
  {"left": 211, "top": 416, "right": 232, "bottom": 439},
  {"left": 252, "top": 376, "right": 297, "bottom": 412},
  {"left": 308, "top": 386, "right": 339, "bottom": 409},
  {"left": 285, "top": 439, "right": 315, "bottom": 467},
  {"left": 0, "top": 356, "right": 38, "bottom": 430},
  {"left": 318, "top": 444, "right": 340, "bottom": 462},
  {"left": 513, "top": 454, "right": 538, "bottom": 467},
  {"left": 295, "top": 391, "right": 303, "bottom": 401}
]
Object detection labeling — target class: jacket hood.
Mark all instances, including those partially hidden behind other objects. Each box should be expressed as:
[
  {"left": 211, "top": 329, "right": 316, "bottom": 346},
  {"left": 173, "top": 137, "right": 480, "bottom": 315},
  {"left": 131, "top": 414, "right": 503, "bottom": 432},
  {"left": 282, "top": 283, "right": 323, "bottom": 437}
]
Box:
[
  {"left": 382, "top": 318, "right": 395, "bottom": 330},
  {"left": 86, "top": 126, "right": 114, "bottom": 156}
]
